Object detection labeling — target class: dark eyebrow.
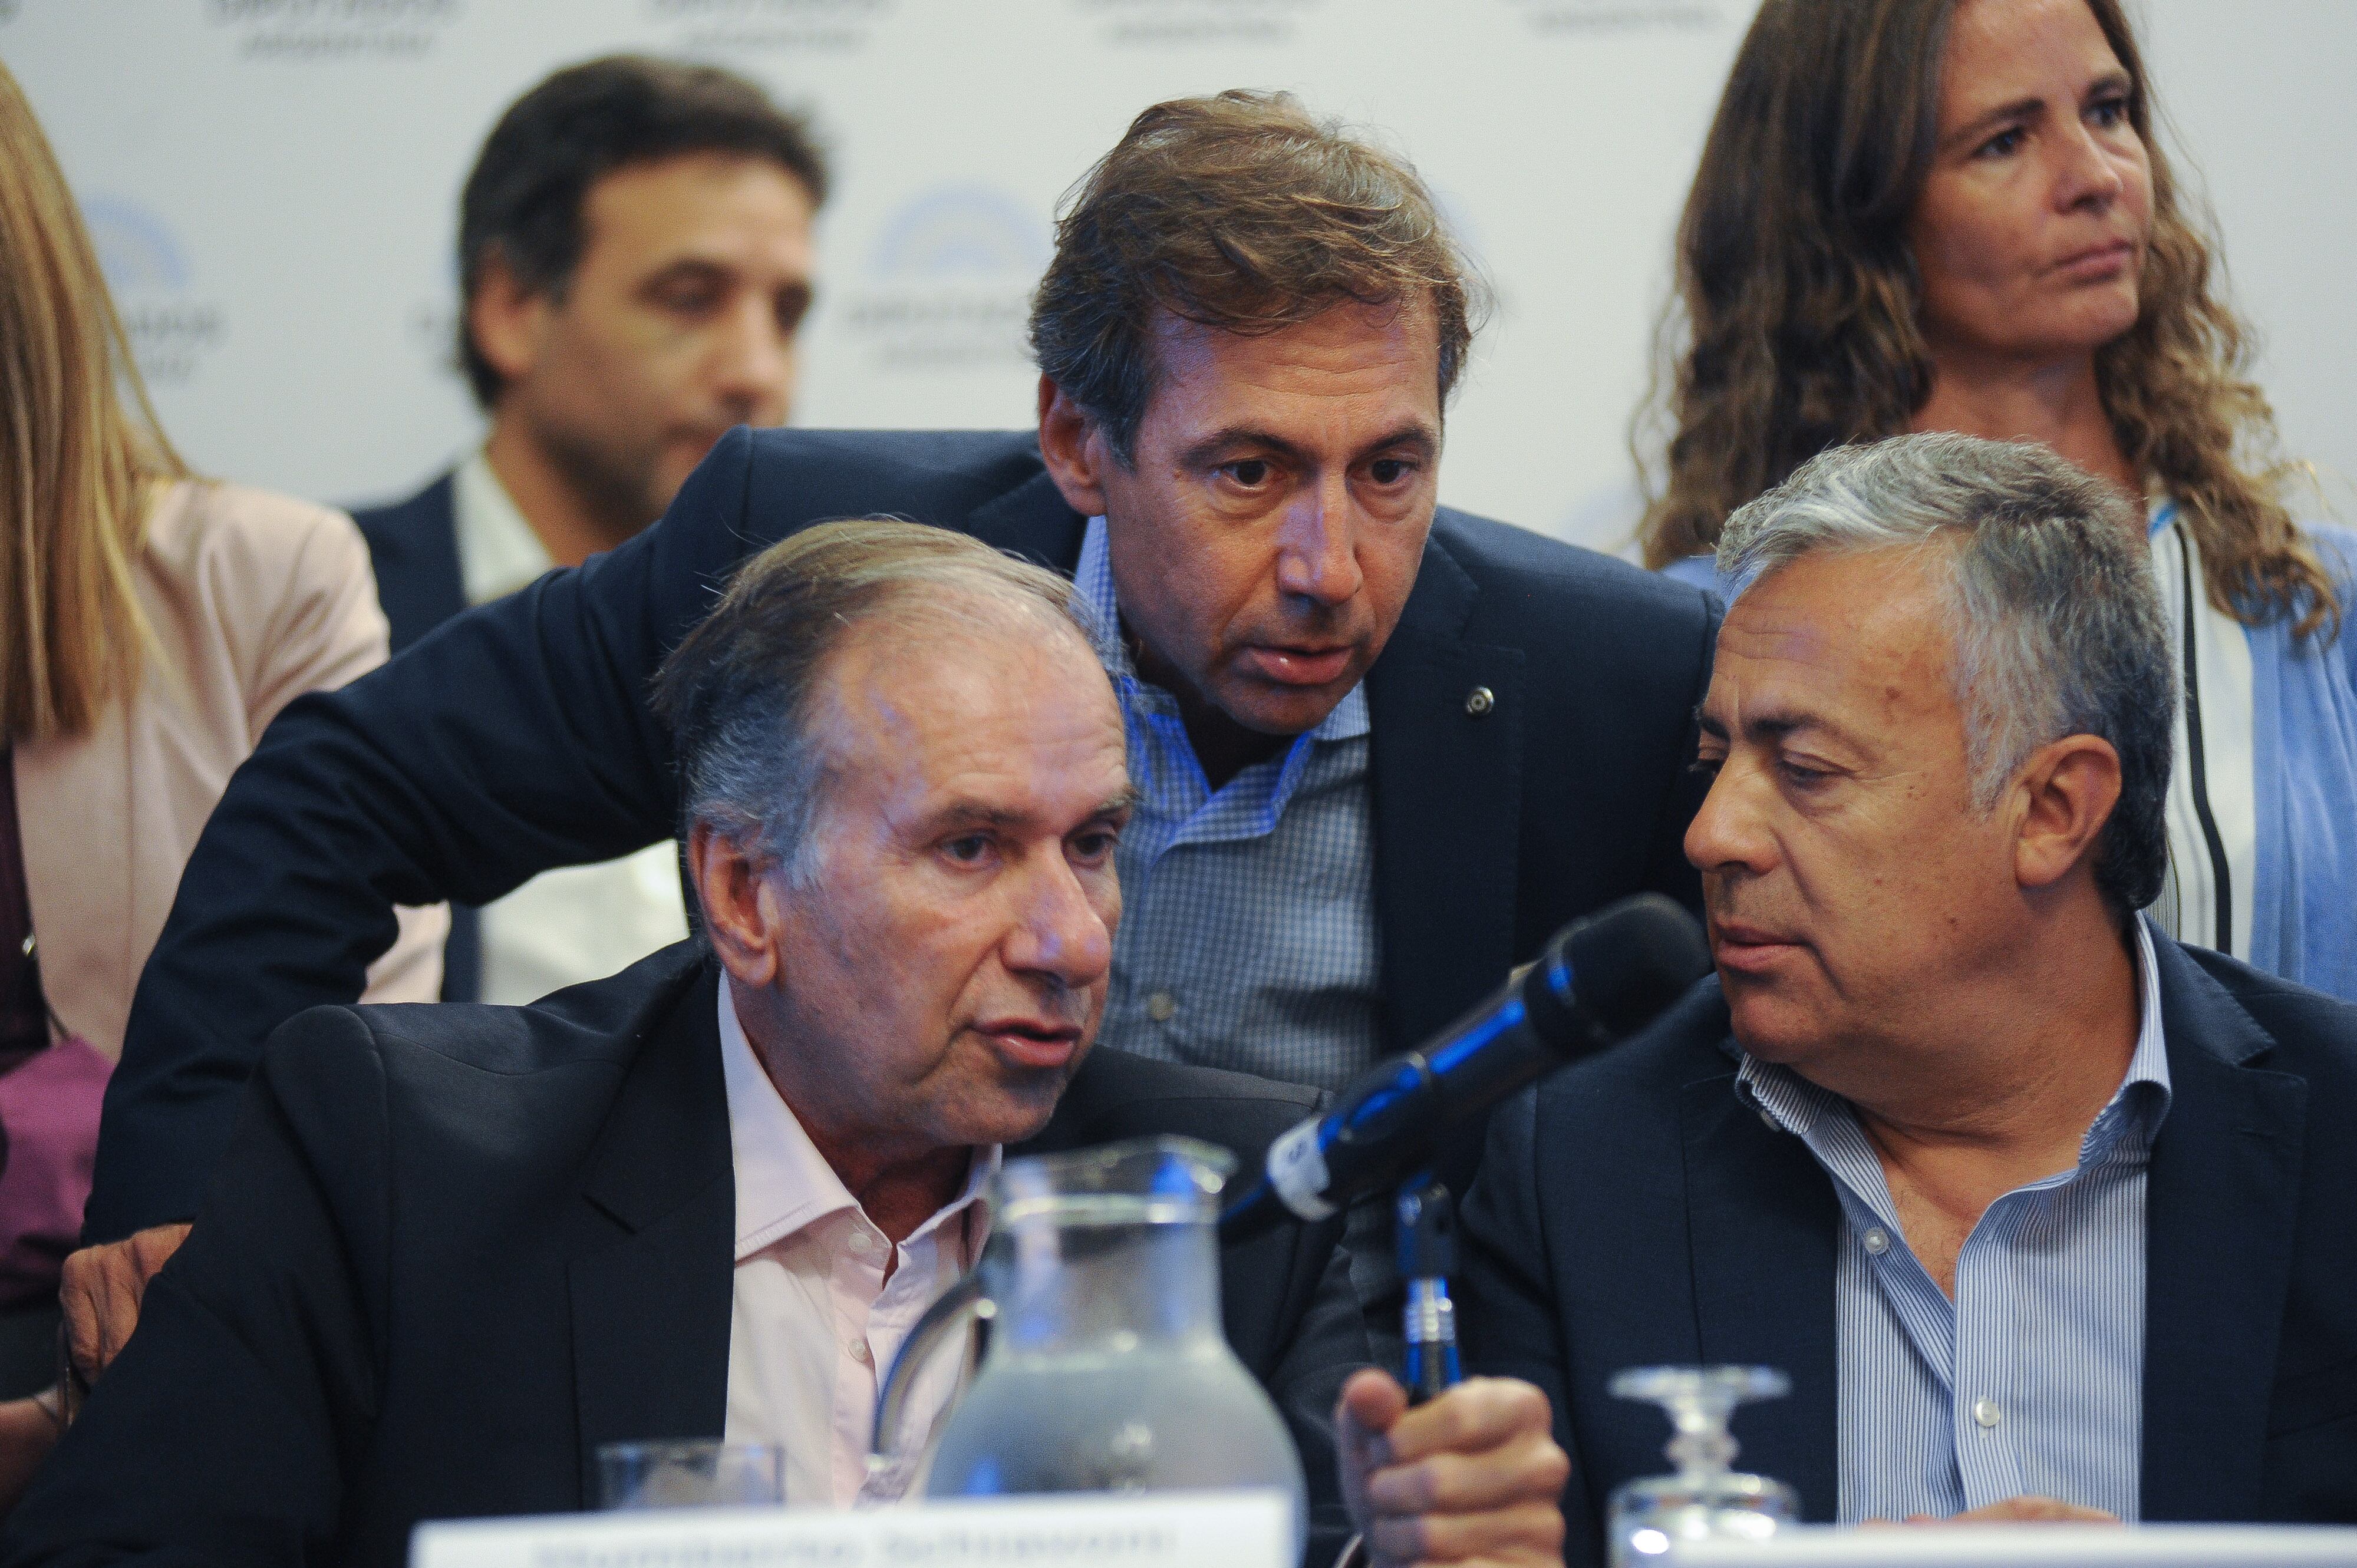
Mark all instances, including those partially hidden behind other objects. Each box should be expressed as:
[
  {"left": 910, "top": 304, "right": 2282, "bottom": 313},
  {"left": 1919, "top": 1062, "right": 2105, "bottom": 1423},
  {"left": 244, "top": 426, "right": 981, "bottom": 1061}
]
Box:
[
  {"left": 1176, "top": 420, "right": 1440, "bottom": 471},
  {"left": 636, "top": 257, "right": 732, "bottom": 295},
  {"left": 1943, "top": 68, "right": 2132, "bottom": 156},
  {"left": 2086, "top": 67, "right": 2134, "bottom": 101},
  {"left": 1944, "top": 94, "right": 2046, "bottom": 153}
]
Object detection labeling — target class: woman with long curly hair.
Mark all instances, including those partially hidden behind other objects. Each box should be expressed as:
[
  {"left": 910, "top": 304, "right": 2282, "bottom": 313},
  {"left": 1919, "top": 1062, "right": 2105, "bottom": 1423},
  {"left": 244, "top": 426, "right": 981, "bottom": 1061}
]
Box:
[{"left": 1640, "top": 0, "right": 2357, "bottom": 999}]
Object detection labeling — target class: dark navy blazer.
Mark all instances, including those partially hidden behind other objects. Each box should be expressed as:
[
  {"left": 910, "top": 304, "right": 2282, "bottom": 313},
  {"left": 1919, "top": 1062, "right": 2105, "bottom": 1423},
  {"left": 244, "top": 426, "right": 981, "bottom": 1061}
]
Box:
[
  {"left": 95, "top": 428, "right": 1719, "bottom": 1240},
  {"left": 15, "top": 945, "right": 1372, "bottom": 1567},
  {"left": 348, "top": 472, "right": 480, "bottom": 1005},
  {"left": 1458, "top": 935, "right": 2357, "bottom": 1565}
]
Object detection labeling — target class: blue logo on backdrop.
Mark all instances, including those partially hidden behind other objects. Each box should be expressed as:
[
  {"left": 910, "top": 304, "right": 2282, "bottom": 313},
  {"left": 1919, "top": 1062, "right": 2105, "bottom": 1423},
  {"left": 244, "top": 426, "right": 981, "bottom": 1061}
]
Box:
[
  {"left": 843, "top": 185, "right": 1048, "bottom": 373},
  {"left": 868, "top": 187, "right": 1049, "bottom": 282},
  {"left": 82, "top": 196, "right": 223, "bottom": 387},
  {"left": 84, "top": 197, "right": 192, "bottom": 292}
]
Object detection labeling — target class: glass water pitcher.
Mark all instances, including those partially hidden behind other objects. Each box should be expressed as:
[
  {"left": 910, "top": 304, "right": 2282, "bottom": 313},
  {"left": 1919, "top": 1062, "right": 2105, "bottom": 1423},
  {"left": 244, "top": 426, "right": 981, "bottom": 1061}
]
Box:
[{"left": 873, "top": 1136, "right": 1308, "bottom": 1553}]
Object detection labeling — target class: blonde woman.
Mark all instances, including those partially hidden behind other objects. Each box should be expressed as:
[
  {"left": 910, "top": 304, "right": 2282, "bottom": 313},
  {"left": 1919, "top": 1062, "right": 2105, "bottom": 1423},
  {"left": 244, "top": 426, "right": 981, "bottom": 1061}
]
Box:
[{"left": 0, "top": 61, "right": 442, "bottom": 1497}]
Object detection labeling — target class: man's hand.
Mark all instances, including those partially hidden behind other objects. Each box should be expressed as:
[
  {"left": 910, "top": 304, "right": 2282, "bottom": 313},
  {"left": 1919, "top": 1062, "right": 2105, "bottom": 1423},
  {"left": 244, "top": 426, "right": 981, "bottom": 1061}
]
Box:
[
  {"left": 1337, "top": 1369, "right": 1570, "bottom": 1568},
  {"left": 61, "top": 1223, "right": 191, "bottom": 1382}
]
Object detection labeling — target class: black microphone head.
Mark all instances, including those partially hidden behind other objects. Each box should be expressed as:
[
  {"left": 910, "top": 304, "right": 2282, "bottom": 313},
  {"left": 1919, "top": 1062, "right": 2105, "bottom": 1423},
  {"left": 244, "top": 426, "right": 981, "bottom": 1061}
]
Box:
[{"left": 1532, "top": 893, "right": 1711, "bottom": 1043}]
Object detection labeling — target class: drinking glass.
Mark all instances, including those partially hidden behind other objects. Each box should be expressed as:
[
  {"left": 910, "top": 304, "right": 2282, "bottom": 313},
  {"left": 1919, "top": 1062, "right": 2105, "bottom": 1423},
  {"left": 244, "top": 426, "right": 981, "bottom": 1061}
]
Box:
[
  {"left": 595, "top": 1440, "right": 785, "bottom": 1510},
  {"left": 1607, "top": 1366, "right": 1796, "bottom": 1565}
]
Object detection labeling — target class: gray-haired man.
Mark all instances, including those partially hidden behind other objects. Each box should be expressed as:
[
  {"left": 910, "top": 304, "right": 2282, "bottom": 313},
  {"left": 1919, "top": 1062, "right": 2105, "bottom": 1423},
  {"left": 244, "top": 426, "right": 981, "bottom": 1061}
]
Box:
[{"left": 1456, "top": 434, "right": 2357, "bottom": 1563}]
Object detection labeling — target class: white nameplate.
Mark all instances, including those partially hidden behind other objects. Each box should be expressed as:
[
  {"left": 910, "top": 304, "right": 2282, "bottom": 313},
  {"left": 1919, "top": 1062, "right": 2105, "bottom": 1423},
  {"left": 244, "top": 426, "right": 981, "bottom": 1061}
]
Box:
[
  {"left": 411, "top": 1488, "right": 1294, "bottom": 1568},
  {"left": 1664, "top": 1523, "right": 2357, "bottom": 1566}
]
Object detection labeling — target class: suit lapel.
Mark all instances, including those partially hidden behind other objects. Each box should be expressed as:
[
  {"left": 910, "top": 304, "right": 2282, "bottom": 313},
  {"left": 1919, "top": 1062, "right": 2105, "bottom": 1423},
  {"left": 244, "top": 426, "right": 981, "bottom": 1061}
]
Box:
[
  {"left": 1679, "top": 1064, "right": 1842, "bottom": 1524},
  {"left": 568, "top": 963, "right": 739, "bottom": 1501},
  {"left": 2139, "top": 940, "right": 2308, "bottom": 1521},
  {"left": 365, "top": 474, "right": 466, "bottom": 655},
  {"left": 416, "top": 476, "right": 469, "bottom": 631},
  {"left": 1365, "top": 529, "right": 1526, "bottom": 1053}
]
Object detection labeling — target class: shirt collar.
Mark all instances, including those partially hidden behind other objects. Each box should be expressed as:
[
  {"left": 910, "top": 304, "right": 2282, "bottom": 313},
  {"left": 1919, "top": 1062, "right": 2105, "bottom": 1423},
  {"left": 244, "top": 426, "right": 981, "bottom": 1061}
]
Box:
[
  {"left": 452, "top": 447, "right": 555, "bottom": 607},
  {"left": 2105, "top": 912, "right": 2175, "bottom": 1146},
  {"left": 1073, "top": 514, "right": 1371, "bottom": 743},
  {"left": 716, "top": 979, "right": 999, "bottom": 1263},
  {"left": 1733, "top": 913, "right": 2174, "bottom": 1158}
]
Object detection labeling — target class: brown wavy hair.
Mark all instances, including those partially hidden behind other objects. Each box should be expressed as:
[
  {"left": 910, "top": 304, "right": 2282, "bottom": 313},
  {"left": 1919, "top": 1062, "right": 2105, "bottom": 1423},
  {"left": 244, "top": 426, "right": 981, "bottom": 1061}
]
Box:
[
  {"left": 1030, "top": 90, "right": 1482, "bottom": 464},
  {"left": 1636, "top": 0, "right": 2339, "bottom": 641},
  {"left": 0, "top": 59, "right": 187, "bottom": 743}
]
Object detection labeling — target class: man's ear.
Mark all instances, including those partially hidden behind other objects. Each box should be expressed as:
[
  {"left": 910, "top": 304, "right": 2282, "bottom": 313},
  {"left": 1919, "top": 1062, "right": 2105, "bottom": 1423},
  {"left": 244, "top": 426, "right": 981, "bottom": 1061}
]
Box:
[
  {"left": 1037, "top": 375, "right": 1114, "bottom": 519},
  {"left": 2011, "top": 733, "right": 2125, "bottom": 892},
  {"left": 466, "top": 251, "right": 549, "bottom": 395},
  {"left": 687, "top": 820, "right": 782, "bottom": 990}
]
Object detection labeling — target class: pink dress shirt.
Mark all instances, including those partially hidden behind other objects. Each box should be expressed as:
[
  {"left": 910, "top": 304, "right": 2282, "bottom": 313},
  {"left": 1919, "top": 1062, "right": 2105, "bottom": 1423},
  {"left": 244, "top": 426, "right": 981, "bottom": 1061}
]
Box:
[{"left": 716, "top": 981, "right": 997, "bottom": 1507}]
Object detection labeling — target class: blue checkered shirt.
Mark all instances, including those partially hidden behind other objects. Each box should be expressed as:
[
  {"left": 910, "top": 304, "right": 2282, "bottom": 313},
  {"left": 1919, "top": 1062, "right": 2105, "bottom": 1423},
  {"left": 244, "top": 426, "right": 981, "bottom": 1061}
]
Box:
[
  {"left": 1073, "top": 517, "right": 1384, "bottom": 1091},
  {"left": 1735, "top": 916, "right": 2174, "bottom": 1522}
]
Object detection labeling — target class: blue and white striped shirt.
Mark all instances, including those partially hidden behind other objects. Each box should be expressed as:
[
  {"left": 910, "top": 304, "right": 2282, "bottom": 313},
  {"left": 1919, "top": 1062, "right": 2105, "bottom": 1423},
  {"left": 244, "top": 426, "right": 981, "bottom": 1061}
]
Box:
[
  {"left": 1734, "top": 917, "right": 2174, "bottom": 1522},
  {"left": 1073, "top": 517, "right": 1384, "bottom": 1091}
]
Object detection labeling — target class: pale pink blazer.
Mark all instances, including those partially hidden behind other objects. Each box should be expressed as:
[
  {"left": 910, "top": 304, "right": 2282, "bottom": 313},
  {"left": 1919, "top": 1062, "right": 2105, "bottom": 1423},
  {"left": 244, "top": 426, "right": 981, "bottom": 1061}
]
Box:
[{"left": 11, "top": 479, "right": 446, "bottom": 1062}]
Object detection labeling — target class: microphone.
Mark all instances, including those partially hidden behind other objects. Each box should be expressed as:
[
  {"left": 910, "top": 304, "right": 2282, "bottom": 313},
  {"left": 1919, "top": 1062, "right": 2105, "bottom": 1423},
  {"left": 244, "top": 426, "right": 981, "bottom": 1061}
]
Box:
[{"left": 1219, "top": 893, "right": 1709, "bottom": 1242}]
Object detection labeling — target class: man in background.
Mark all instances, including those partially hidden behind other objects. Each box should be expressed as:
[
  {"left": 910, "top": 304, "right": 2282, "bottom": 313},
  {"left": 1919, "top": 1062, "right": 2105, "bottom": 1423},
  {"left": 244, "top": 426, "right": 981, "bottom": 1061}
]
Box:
[{"left": 353, "top": 54, "right": 826, "bottom": 1003}]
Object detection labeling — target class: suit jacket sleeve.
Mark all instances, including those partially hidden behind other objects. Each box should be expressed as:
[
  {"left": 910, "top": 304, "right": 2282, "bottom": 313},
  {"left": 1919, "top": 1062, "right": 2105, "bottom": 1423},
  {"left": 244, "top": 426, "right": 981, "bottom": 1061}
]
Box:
[
  {"left": 89, "top": 431, "right": 762, "bottom": 1243},
  {"left": 4, "top": 1006, "right": 391, "bottom": 1564},
  {"left": 231, "top": 497, "right": 450, "bottom": 1009},
  {"left": 1456, "top": 1085, "right": 1604, "bottom": 1568}
]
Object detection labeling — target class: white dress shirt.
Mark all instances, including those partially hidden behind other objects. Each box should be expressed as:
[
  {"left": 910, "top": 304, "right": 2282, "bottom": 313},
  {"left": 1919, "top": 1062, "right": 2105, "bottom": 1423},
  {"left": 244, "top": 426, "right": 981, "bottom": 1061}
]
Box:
[
  {"left": 716, "top": 979, "right": 997, "bottom": 1507},
  {"left": 449, "top": 451, "right": 690, "bottom": 1004}
]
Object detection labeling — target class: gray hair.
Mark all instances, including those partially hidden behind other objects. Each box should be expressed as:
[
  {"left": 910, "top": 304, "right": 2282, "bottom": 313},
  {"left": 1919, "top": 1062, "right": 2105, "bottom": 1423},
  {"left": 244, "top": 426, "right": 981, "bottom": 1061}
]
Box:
[
  {"left": 651, "top": 517, "right": 1107, "bottom": 887},
  {"left": 1717, "top": 433, "right": 2174, "bottom": 912}
]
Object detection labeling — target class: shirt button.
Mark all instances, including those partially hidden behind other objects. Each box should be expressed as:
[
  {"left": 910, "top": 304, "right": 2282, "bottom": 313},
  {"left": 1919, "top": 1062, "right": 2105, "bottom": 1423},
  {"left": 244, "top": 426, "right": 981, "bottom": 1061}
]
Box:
[
  {"left": 1145, "top": 991, "right": 1176, "bottom": 1022},
  {"left": 850, "top": 1341, "right": 873, "bottom": 1365},
  {"left": 1973, "top": 1397, "right": 2002, "bottom": 1428},
  {"left": 1862, "top": 1227, "right": 1891, "bottom": 1255},
  {"left": 846, "top": 1230, "right": 874, "bottom": 1255}
]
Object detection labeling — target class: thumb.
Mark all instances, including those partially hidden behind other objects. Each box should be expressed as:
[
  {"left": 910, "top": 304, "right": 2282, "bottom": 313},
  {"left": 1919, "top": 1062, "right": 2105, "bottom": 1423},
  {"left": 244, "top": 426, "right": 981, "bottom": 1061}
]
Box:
[
  {"left": 1339, "top": 1368, "right": 1410, "bottom": 1448},
  {"left": 1336, "top": 1369, "right": 1410, "bottom": 1530}
]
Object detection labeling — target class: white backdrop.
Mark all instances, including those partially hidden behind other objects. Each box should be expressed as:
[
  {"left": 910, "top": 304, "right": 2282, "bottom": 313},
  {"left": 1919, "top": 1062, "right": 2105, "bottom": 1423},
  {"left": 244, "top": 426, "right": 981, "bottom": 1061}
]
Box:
[{"left": 5, "top": 0, "right": 2351, "bottom": 553}]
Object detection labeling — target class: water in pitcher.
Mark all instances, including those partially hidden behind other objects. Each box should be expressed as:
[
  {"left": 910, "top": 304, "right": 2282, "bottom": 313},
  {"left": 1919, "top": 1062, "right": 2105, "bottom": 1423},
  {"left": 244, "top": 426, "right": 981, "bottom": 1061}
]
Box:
[
  {"left": 879, "top": 1138, "right": 1308, "bottom": 1550},
  {"left": 931, "top": 1345, "right": 1300, "bottom": 1495}
]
